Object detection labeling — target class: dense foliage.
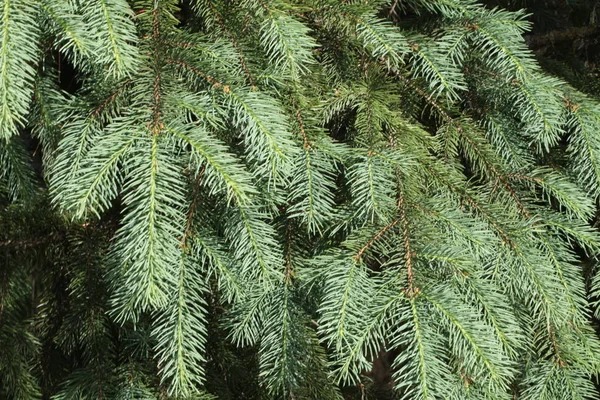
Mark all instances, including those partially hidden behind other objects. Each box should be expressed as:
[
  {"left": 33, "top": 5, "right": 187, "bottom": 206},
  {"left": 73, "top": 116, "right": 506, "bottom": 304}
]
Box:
[{"left": 1, "top": 0, "right": 600, "bottom": 398}]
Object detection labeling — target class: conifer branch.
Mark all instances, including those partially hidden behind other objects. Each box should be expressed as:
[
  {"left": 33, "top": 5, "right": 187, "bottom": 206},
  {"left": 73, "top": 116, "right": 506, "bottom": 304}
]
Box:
[{"left": 2, "top": 1, "right": 600, "bottom": 397}]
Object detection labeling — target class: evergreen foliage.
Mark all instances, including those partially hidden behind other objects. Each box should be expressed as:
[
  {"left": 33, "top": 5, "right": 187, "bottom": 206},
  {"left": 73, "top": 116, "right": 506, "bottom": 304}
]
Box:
[{"left": 1, "top": 0, "right": 600, "bottom": 399}]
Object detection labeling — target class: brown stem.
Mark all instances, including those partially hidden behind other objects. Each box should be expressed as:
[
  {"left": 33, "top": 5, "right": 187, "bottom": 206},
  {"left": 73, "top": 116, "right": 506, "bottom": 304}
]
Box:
[
  {"left": 354, "top": 218, "right": 400, "bottom": 262},
  {"left": 150, "top": 7, "right": 164, "bottom": 134},
  {"left": 91, "top": 80, "right": 133, "bottom": 119},
  {"left": 398, "top": 196, "right": 416, "bottom": 297},
  {"left": 425, "top": 165, "right": 515, "bottom": 246},
  {"left": 395, "top": 73, "right": 453, "bottom": 122},
  {"left": 180, "top": 166, "right": 206, "bottom": 247},
  {"left": 284, "top": 223, "right": 295, "bottom": 281},
  {"left": 291, "top": 96, "right": 311, "bottom": 149},
  {"left": 206, "top": 0, "right": 255, "bottom": 86},
  {"left": 398, "top": 72, "right": 532, "bottom": 218}
]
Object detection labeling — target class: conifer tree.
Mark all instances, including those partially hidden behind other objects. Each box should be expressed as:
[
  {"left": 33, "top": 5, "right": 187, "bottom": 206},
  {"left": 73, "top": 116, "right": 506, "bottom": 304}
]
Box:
[{"left": 1, "top": 0, "right": 600, "bottom": 399}]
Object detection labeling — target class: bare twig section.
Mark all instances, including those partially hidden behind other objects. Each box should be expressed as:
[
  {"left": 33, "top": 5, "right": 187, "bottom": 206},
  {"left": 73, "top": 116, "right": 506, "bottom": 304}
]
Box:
[
  {"left": 180, "top": 166, "right": 206, "bottom": 247},
  {"left": 398, "top": 196, "right": 417, "bottom": 297},
  {"left": 292, "top": 96, "right": 311, "bottom": 150},
  {"left": 284, "top": 222, "right": 295, "bottom": 281},
  {"left": 388, "top": 0, "right": 400, "bottom": 17}
]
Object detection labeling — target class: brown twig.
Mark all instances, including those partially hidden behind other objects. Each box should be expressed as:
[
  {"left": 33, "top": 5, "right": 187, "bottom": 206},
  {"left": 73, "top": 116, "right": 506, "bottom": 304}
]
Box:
[
  {"left": 167, "top": 58, "right": 225, "bottom": 89},
  {"left": 291, "top": 96, "right": 311, "bottom": 150},
  {"left": 180, "top": 166, "right": 206, "bottom": 247},
  {"left": 91, "top": 80, "right": 133, "bottom": 119},
  {"left": 205, "top": 0, "right": 255, "bottom": 86},
  {"left": 354, "top": 218, "right": 400, "bottom": 262},
  {"left": 398, "top": 196, "right": 417, "bottom": 297}
]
